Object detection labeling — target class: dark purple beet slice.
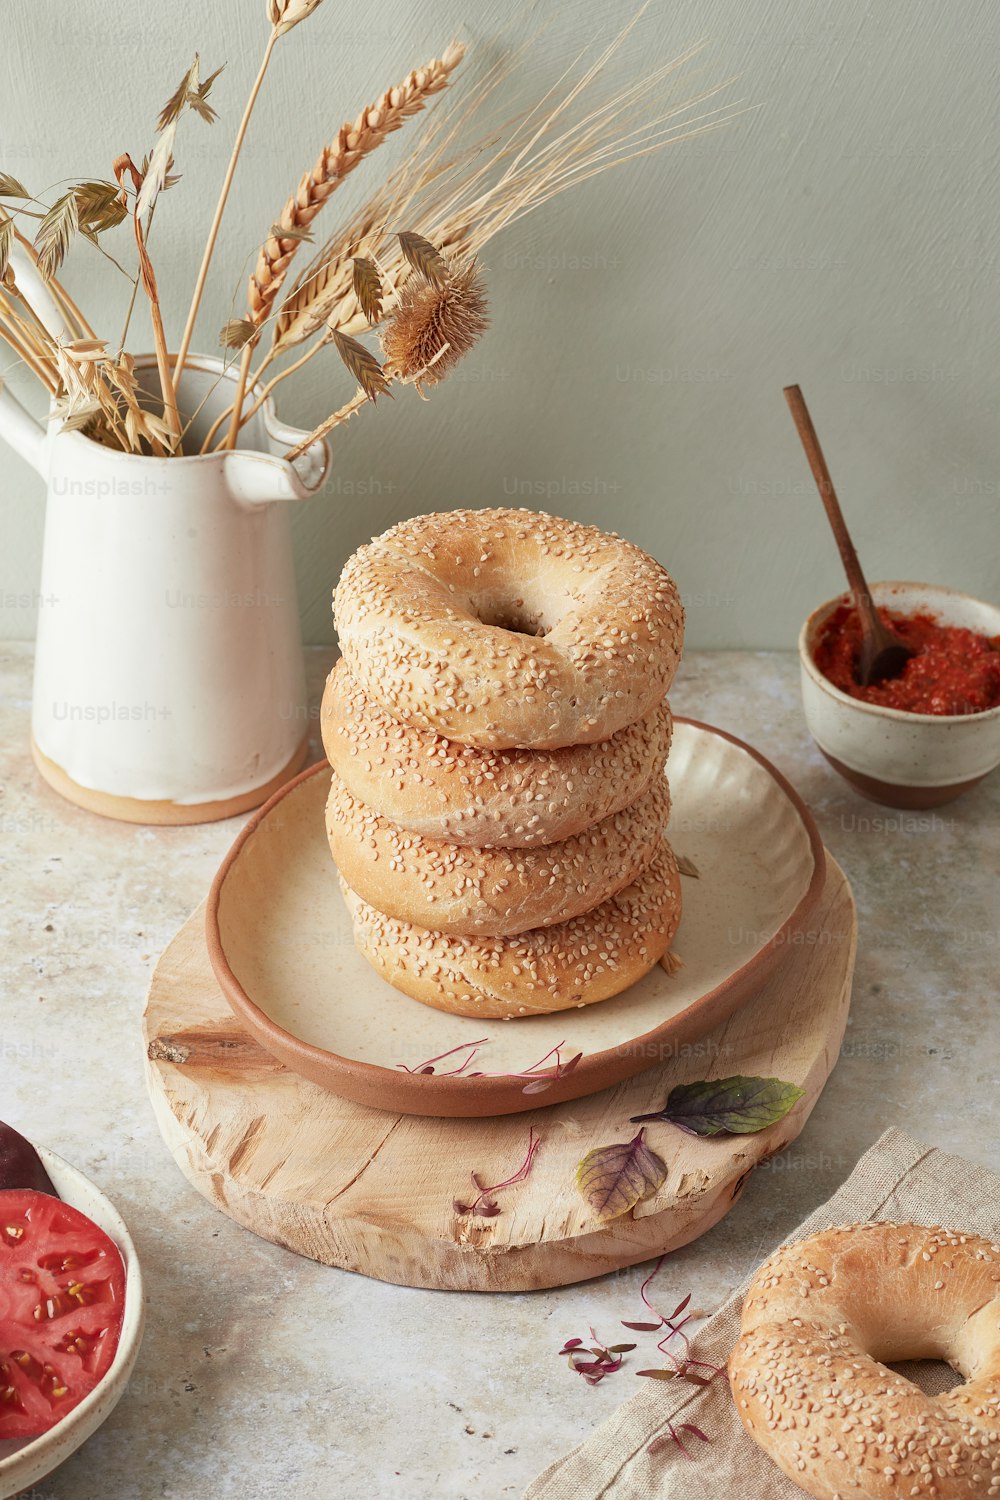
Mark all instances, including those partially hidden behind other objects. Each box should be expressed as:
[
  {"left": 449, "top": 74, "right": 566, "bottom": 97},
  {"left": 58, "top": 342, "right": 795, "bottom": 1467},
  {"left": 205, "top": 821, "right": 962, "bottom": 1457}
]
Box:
[{"left": 0, "top": 1121, "right": 59, "bottom": 1196}]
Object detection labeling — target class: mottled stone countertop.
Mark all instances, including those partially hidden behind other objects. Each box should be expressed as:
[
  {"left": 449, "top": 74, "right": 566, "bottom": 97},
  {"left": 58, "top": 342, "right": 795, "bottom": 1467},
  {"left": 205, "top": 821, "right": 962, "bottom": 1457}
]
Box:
[{"left": 1, "top": 644, "right": 996, "bottom": 1500}]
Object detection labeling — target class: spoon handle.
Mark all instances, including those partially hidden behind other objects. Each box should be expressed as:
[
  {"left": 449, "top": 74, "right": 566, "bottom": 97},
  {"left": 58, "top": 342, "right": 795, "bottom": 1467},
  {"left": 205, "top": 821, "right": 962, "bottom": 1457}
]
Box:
[{"left": 783, "top": 384, "right": 879, "bottom": 629}]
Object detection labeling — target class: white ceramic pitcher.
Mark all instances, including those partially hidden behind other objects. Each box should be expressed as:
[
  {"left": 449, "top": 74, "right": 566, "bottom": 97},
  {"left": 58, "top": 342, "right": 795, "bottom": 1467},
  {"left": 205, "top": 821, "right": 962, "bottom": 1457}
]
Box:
[{"left": 0, "top": 351, "right": 330, "bottom": 824}]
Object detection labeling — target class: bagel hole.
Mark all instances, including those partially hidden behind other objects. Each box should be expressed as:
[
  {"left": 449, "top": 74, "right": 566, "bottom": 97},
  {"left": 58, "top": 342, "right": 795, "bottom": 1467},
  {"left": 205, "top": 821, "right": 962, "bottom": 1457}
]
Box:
[
  {"left": 885, "top": 1358, "right": 965, "bottom": 1395},
  {"left": 472, "top": 594, "right": 550, "bottom": 638}
]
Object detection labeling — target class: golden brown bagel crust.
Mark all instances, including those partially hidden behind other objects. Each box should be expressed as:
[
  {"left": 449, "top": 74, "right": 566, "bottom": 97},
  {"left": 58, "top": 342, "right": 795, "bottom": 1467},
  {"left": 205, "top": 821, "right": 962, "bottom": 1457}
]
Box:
[
  {"left": 728, "top": 1222, "right": 1000, "bottom": 1500},
  {"left": 321, "top": 660, "right": 673, "bottom": 848},
  {"left": 325, "top": 767, "right": 671, "bottom": 937},
  {"left": 340, "top": 840, "right": 682, "bottom": 1018},
  {"left": 333, "top": 508, "right": 684, "bottom": 749}
]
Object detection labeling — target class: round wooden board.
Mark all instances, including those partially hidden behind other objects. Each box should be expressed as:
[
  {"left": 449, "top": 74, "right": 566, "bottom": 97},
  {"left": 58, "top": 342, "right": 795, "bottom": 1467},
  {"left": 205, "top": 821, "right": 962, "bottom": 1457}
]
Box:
[{"left": 143, "top": 855, "right": 855, "bottom": 1292}]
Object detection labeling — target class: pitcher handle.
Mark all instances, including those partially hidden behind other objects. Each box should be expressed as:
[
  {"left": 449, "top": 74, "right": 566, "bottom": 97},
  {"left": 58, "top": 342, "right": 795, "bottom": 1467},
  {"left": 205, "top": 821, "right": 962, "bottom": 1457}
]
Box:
[
  {"left": 0, "top": 383, "right": 48, "bottom": 477},
  {"left": 262, "top": 406, "right": 330, "bottom": 495}
]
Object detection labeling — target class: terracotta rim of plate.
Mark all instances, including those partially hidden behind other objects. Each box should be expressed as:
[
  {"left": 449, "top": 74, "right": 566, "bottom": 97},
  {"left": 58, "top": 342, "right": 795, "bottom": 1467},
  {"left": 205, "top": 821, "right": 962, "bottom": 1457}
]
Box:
[{"left": 204, "top": 719, "right": 827, "bottom": 1114}]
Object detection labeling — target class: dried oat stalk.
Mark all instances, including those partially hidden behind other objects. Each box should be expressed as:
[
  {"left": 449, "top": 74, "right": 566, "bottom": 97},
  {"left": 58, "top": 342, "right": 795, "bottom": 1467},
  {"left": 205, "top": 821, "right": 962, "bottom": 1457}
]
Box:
[
  {"left": 113, "top": 153, "right": 182, "bottom": 445},
  {"left": 267, "top": 0, "right": 325, "bottom": 36},
  {"left": 397, "top": 230, "right": 449, "bottom": 288},
  {"left": 331, "top": 329, "right": 392, "bottom": 404},
  {"left": 351, "top": 257, "right": 383, "bottom": 325}
]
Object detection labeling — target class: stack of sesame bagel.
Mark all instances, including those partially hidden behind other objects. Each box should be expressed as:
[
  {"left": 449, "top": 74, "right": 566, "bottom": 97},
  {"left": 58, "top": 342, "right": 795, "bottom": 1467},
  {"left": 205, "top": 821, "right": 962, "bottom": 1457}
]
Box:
[{"left": 322, "top": 508, "right": 685, "bottom": 1019}]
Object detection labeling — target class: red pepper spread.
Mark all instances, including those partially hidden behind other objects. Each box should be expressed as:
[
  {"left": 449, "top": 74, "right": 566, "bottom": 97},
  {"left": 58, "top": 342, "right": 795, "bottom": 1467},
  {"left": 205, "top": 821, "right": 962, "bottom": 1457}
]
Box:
[{"left": 813, "top": 604, "right": 1000, "bottom": 715}]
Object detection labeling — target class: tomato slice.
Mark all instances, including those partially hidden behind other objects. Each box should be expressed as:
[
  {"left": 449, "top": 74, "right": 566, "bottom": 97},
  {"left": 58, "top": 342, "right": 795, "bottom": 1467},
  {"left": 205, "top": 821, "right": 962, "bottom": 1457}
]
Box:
[{"left": 0, "top": 1189, "right": 126, "bottom": 1440}]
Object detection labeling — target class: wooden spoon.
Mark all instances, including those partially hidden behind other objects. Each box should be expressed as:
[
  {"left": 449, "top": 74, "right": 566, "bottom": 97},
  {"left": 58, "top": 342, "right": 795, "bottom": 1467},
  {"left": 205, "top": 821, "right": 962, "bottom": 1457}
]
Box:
[{"left": 784, "top": 384, "right": 914, "bottom": 687}]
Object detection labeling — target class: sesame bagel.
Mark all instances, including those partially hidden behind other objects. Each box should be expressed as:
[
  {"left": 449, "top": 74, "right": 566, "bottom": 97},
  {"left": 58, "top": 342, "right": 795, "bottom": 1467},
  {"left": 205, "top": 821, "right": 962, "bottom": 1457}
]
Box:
[
  {"left": 728, "top": 1222, "right": 1000, "bottom": 1500},
  {"left": 339, "top": 839, "right": 682, "bottom": 1018},
  {"left": 333, "top": 508, "right": 684, "bottom": 749},
  {"left": 325, "top": 767, "right": 671, "bottom": 937},
  {"left": 321, "top": 660, "right": 673, "bottom": 848}
]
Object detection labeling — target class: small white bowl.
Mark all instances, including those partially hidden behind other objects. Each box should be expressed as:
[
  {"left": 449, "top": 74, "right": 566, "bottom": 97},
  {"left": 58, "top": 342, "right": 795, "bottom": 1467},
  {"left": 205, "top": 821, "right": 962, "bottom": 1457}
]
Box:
[
  {"left": 0, "top": 1146, "right": 145, "bottom": 1500},
  {"left": 799, "top": 581, "right": 1000, "bottom": 807}
]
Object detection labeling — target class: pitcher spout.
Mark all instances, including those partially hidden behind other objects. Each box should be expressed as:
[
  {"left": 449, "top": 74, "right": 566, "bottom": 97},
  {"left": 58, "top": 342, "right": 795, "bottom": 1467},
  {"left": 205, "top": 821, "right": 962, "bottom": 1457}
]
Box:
[
  {"left": 222, "top": 443, "right": 328, "bottom": 507},
  {"left": 261, "top": 405, "right": 330, "bottom": 497}
]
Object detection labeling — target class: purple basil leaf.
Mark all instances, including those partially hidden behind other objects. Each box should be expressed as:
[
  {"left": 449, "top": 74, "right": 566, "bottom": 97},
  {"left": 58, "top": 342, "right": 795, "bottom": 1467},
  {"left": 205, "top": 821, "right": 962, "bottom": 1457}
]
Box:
[
  {"left": 630, "top": 1075, "right": 805, "bottom": 1136},
  {"left": 574, "top": 1129, "right": 667, "bottom": 1222},
  {"left": 680, "top": 1423, "right": 711, "bottom": 1442},
  {"left": 621, "top": 1319, "right": 662, "bottom": 1331}
]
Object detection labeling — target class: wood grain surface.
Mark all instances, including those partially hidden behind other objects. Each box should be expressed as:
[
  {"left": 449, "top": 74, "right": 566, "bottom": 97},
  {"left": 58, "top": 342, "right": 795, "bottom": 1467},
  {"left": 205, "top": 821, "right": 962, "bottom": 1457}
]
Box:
[{"left": 143, "top": 854, "right": 855, "bottom": 1291}]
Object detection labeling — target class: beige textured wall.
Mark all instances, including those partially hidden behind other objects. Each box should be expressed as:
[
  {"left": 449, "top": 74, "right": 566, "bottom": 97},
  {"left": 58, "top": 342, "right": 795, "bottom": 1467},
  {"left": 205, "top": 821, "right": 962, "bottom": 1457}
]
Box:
[{"left": 1, "top": 0, "right": 998, "bottom": 648}]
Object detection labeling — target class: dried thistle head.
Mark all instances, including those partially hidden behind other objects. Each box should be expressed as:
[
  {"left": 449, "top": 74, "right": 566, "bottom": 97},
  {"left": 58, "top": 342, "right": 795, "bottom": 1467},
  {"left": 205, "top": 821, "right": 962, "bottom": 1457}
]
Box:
[
  {"left": 379, "top": 258, "right": 488, "bottom": 391},
  {"left": 268, "top": 0, "right": 324, "bottom": 36}
]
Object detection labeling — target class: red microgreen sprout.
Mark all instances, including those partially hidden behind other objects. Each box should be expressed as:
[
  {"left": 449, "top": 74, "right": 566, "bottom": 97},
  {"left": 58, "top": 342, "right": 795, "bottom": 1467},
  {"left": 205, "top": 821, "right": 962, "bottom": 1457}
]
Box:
[
  {"left": 626, "top": 1256, "right": 728, "bottom": 1386},
  {"left": 453, "top": 1127, "right": 541, "bottom": 1217},
  {"left": 647, "top": 1421, "right": 712, "bottom": 1459},
  {"left": 516, "top": 1044, "right": 583, "bottom": 1095},
  {"left": 558, "top": 1326, "right": 637, "bottom": 1385},
  {"left": 398, "top": 1039, "right": 490, "bottom": 1076},
  {"left": 401, "top": 1039, "right": 583, "bottom": 1093}
]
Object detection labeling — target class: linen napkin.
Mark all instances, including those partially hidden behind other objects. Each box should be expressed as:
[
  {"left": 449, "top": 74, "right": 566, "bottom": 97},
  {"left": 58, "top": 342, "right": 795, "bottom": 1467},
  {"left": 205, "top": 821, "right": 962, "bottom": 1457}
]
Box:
[{"left": 524, "top": 1128, "right": 1000, "bottom": 1500}]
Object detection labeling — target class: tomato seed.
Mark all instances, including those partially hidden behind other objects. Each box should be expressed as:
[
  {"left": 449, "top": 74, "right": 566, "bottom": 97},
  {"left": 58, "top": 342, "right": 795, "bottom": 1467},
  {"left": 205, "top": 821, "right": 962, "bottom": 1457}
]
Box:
[
  {"left": 55, "top": 1329, "right": 97, "bottom": 1359},
  {"left": 38, "top": 1248, "right": 100, "bottom": 1272}
]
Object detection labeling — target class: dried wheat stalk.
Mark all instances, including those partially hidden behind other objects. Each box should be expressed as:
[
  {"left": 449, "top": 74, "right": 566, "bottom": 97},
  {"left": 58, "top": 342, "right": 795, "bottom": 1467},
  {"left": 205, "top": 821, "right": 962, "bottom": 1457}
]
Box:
[
  {"left": 220, "top": 42, "right": 465, "bottom": 449},
  {"left": 270, "top": 38, "right": 744, "bottom": 362},
  {"left": 248, "top": 43, "right": 464, "bottom": 334}
]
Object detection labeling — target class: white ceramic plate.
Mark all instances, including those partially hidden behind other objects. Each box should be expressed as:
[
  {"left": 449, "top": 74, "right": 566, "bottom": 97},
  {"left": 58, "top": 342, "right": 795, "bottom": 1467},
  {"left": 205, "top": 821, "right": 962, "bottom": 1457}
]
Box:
[
  {"left": 0, "top": 1148, "right": 144, "bottom": 1500},
  {"left": 208, "top": 720, "right": 826, "bottom": 1117}
]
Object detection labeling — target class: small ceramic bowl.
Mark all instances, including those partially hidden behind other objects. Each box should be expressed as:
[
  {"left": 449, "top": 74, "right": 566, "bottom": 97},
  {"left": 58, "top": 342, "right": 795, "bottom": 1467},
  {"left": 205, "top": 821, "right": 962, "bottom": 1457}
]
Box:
[
  {"left": 799, "top": 581, "right": 1000, "bottom": 808},
  {"left": 0, "top": 1146, "right": 145, "bottom": 1500}
]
